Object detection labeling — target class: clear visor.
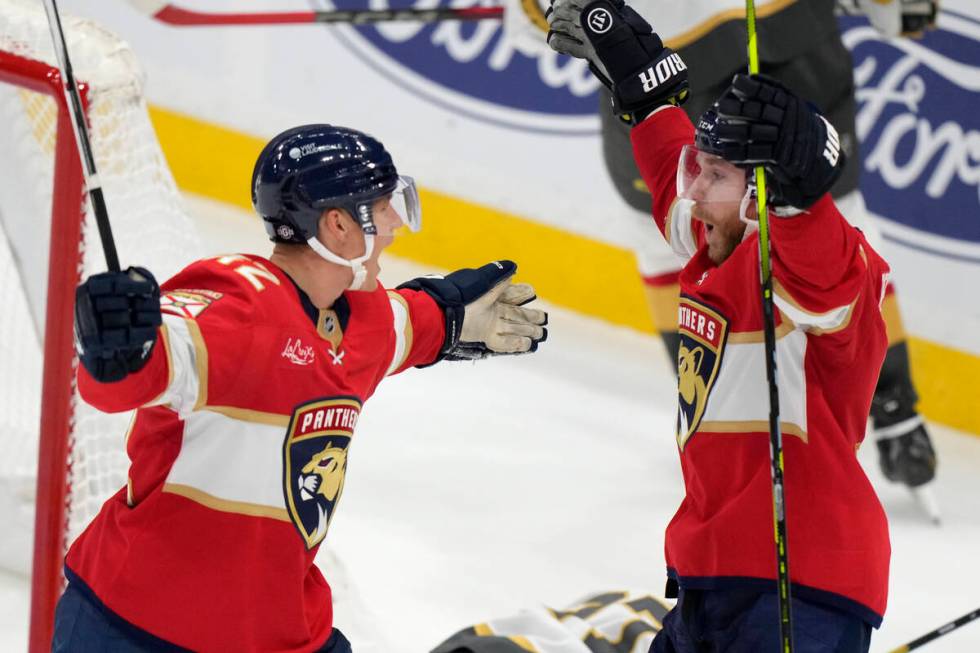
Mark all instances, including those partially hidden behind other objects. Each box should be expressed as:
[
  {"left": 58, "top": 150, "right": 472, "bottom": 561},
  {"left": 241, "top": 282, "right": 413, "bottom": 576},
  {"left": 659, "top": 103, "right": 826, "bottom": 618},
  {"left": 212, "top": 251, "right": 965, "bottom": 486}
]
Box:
[
  {"left": 390, "top": 175, "right": 421, "bottom": 233},
  {"left": 676, "top": 144, "right": 748, "bottom": 204}
]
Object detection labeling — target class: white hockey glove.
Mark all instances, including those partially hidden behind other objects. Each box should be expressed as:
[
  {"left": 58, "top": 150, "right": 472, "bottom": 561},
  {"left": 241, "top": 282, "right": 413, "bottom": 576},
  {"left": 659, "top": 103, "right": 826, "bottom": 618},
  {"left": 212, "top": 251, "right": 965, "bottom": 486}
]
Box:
[{"left": 398, "top": 261, "right": 548, "bottom": 362}]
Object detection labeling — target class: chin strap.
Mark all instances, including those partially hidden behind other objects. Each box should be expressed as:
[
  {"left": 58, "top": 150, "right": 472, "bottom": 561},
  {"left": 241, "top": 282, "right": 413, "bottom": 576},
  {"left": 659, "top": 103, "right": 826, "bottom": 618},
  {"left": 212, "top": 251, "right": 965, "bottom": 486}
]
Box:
[{"left": 306, "top": 234, "right": 376, "bottom": 290}]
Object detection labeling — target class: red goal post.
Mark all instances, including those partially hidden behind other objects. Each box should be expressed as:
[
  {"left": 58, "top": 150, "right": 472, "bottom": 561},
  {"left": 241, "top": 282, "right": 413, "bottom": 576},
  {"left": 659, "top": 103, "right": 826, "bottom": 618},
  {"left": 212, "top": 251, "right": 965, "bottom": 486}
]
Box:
[
  {"left": 0, "top": 1, "right": 202, "bottom": 650},
  {"left": 0, "top": 47, "right": 86, "bottom": 653}
]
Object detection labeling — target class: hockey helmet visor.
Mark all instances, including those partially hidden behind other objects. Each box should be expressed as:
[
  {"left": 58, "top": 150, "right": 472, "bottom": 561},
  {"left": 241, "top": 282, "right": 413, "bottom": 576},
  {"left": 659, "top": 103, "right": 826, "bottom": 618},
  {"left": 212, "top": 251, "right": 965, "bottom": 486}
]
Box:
[
  {"left": 676, "top": 144, "right": 748, "bottom": 204},
  {"left": 389, "top": 175, "right": 421, "bottom": 233}
]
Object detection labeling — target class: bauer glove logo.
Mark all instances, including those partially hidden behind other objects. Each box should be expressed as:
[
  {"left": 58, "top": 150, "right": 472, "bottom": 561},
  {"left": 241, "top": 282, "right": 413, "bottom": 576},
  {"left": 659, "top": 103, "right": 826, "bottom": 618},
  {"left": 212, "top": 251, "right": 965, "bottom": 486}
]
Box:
[{"left": 586, "top": 7, "right": 613, "bottom": 33}]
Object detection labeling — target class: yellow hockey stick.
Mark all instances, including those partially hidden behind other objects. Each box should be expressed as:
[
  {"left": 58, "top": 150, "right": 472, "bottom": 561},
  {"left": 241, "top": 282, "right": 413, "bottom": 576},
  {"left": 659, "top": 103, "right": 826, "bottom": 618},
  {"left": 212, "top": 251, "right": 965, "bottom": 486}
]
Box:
[{"left": 745, "top": 2, "right": 793, "bottom": 652}]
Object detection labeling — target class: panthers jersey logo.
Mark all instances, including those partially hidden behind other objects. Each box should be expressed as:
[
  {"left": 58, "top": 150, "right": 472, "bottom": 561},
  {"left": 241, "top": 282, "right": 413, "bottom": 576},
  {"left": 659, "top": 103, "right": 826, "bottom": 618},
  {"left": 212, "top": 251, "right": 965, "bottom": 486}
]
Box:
[
  {"left": 676, "top": 297, "right": 728, "bottom": 450},
  {"left": 283, "top": 397, "right": 361, "bottom": 549}
]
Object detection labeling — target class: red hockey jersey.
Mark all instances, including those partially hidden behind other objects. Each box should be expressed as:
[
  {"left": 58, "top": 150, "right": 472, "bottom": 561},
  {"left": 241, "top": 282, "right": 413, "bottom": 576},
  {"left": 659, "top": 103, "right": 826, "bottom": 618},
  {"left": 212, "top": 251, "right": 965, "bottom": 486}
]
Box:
[
  {"left": 68, "top": 254, "right": 445, "bottom": 651},
  {"left": 631, "top": 107, "right": 891, "bottom": 626}
]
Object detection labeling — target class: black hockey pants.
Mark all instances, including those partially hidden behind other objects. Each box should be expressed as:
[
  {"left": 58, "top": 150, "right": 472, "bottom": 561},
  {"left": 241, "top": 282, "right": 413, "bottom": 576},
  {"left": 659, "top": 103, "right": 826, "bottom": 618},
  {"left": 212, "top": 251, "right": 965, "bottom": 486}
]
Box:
[
  {"left": 649, "top": 587, "right": 871, "bottom": 653},
  {"left": 52, "top": 576, "right": 352, "bottom": 652}
]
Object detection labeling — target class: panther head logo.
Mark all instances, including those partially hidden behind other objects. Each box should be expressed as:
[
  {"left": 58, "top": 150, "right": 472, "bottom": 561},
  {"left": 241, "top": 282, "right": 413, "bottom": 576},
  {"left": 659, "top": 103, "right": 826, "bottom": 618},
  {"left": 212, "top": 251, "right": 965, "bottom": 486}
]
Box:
[
  {"left": 677, "top": 343, "right": 709, "bottom": 443},
  {"left": 298, "top": 441, "right": 347, "bottom": 503}
]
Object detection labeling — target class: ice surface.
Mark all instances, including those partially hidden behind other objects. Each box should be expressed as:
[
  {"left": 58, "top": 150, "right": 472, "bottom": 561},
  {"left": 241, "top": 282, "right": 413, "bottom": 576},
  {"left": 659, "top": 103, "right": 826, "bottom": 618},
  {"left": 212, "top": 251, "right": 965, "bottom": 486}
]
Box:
[{"left": 1, "top": 196, "right": 977, "bottom": 652}]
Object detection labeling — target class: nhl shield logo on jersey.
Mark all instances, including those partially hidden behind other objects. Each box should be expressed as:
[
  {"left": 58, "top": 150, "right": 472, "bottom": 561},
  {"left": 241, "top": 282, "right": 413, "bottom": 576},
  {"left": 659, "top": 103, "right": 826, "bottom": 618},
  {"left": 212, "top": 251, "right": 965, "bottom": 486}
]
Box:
[
  {"left": 676, "top": 297, "right": 728, "bottom": 450},
  {"left": 283, "top": 397, "right": 361, "bottom": 549}
]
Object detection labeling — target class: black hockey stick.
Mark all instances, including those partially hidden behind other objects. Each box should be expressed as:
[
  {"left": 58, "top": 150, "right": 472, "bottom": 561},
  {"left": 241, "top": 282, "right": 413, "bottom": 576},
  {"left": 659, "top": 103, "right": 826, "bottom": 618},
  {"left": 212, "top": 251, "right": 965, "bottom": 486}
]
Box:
[
  {"left": 131, "top": 2, "right": 504, "bottom": 26},
  {"left": 42, "top": 0, "right": 120, "bottom": 271},
  {"left": 886, "top": 606, "right": 980, "bottom": 652},
  {"left": 745, "top": 2, "right": 793, "bottom": 651}
]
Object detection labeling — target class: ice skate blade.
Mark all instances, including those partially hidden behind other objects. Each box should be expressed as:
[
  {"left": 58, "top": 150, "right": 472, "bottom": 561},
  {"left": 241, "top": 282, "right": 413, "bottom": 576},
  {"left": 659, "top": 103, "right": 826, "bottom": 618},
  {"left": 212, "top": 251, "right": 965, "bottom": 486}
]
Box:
[{"left": 910, "top": 484, "right": 941, "bottom": 526}]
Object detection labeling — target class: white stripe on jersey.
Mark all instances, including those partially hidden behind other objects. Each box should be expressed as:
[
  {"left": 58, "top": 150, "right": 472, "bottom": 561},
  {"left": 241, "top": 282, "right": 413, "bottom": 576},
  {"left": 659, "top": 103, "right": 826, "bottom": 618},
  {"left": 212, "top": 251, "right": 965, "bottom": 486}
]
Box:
[
  {"left": 386, "top": 292, "right": 414, "bottom": 376},
  {"left": 149, "top": 314, "right": 205, "bottom": 417},
  {"left": 773, "top": 279, "right": 857, "bottom": 334},
  {"left": 163, "top": 409, "right": 289, "bottom": 518},
  {"left": 700, "top": 327, "right": 809, "bottom": 440}
]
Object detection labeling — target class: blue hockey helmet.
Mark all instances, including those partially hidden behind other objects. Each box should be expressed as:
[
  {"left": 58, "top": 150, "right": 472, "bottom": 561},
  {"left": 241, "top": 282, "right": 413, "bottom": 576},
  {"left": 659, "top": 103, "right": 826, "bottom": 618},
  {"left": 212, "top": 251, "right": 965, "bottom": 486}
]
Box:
[{"left": 251, "top": 124, "right": 419, "bottom": 244}]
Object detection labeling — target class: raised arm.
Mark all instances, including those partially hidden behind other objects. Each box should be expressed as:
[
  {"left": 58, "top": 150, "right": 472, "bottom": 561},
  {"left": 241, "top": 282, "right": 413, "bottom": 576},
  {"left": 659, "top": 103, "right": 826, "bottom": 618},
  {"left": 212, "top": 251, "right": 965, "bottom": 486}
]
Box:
[
  {"left": 547, "top": 0, "right": 702, "bottom": 257},
  {"left": 75, "top": 258, "right": 254, "bottom": 415}
]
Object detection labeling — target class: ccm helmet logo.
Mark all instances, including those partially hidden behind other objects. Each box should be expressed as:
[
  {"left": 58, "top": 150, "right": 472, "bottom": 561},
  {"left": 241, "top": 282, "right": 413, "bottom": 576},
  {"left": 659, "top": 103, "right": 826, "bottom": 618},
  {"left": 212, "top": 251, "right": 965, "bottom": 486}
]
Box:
[{"left": 586, "top": 7, "right": 613, "bottom": 34}]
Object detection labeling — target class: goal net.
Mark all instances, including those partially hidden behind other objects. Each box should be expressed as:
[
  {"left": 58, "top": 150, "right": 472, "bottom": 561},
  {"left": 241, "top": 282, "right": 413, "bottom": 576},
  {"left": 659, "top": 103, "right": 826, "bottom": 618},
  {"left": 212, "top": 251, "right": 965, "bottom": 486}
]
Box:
[{"left": 0, "top": 0, "right": 201, "bottom": 640}]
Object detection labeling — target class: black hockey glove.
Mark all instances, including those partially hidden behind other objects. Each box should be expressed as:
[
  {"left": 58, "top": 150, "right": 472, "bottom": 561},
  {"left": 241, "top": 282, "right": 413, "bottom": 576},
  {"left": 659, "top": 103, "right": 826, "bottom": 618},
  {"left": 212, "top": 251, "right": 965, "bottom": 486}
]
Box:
[
  {"left": 398, "top": 261, "right": 548, "bottom": 363},
  {"left": 546, "top": 0, "right": 688, "bottom": 124},
  {"left": 74, "top": 266, "right": 162, "bottom": 383},
  {"left": 712, "top": 74, "right": 845, "bottom": 210}
]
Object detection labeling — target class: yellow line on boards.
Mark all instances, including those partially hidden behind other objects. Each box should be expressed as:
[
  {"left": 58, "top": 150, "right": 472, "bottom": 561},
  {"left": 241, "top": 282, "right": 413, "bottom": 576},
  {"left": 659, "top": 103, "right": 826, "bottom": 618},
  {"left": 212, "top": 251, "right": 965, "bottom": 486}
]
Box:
[
  {"left": 149, "top": 105, "right": 263, "bottom": 211},
  {"left": 148, "top": 104, "right": 655, "bottom": 333},
  {"left": 908, "top": 338, "right": 980, "bottom": 436},
  {"left": 146, "top": 104, "right": 980, "bottom": 436},
  {"left": 385, "top": 190, "right": 654, "bottom": 333}
]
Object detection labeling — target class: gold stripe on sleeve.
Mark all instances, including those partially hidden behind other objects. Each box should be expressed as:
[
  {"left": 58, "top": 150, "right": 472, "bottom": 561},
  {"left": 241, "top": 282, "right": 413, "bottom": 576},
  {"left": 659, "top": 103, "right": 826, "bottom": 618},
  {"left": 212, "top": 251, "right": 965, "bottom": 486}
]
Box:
[
  {"left": 772, "top": 278, "right": 857, "bottom": 336},
  {"left": 186, "top": 318, "right": 209, "bottom": 410},
  {"left": 663, "top": 197, "right": 679, "bottom": 246}
]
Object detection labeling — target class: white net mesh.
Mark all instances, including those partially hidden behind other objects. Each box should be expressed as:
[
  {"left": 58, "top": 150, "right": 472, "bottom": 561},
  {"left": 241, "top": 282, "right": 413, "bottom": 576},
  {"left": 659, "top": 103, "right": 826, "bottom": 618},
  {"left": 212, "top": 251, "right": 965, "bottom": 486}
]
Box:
[{"left": 0, "top": 0, "right": 202, "bottom": 575}]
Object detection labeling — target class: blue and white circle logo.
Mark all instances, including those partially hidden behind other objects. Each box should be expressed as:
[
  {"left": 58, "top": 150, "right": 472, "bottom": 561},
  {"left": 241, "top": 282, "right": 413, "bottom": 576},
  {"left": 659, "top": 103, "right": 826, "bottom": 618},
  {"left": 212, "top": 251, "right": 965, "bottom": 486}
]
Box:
[{"left": 314, "top": 0, "right": 601, "bottom": 134}]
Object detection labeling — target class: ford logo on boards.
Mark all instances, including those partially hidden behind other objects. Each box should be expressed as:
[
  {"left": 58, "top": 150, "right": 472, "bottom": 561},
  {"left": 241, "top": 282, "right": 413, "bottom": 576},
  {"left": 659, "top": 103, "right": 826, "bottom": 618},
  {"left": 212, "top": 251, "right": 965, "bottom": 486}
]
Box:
[
  {"left": 841, "top": 11, "right": 980, "bottom": 254},
  {"left": 313, "top": 0, "right": 602, "bottom": 135}
]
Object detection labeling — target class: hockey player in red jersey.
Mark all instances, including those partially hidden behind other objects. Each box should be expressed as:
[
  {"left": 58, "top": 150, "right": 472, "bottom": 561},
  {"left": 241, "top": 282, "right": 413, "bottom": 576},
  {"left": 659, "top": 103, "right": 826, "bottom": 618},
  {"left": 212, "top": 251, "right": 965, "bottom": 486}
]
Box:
[
  {"left": 590, "top": 0, "right": 939, "bottom": 507},
  {"left": 549, "top": 2, "right": 890, "bottom": 651},
  {"left": 56, "top": 125, "right": 548, "bottom": 652}
]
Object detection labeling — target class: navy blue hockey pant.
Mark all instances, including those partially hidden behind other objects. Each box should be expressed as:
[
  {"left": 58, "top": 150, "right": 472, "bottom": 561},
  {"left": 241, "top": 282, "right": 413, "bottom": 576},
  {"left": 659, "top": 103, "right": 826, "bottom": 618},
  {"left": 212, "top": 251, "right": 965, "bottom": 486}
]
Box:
[
  {"left": 52, "top": 578, "right": 353, "bottom": 652},
  {"left": 649, "top": 588, "right": 872, "bottom": 653}
]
